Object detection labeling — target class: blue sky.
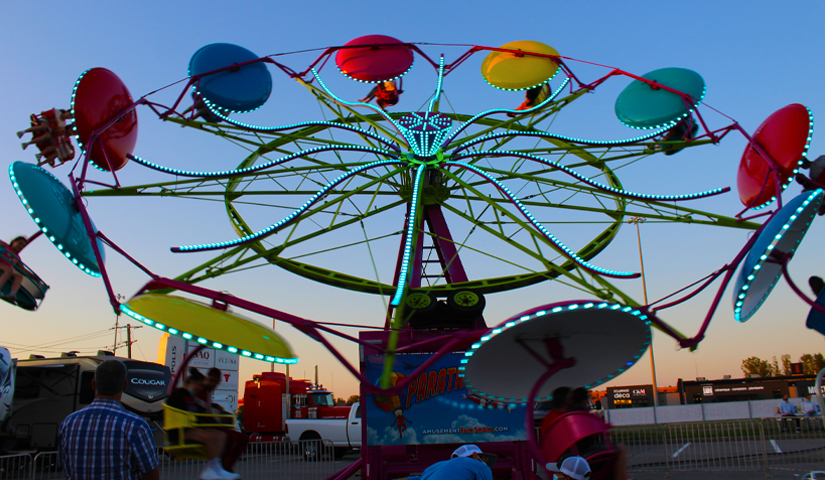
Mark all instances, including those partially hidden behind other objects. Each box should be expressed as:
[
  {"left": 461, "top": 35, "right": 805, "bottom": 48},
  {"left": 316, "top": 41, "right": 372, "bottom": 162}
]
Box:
[{"left": 2, "top": 1, "right": 824, "bottom": 398}]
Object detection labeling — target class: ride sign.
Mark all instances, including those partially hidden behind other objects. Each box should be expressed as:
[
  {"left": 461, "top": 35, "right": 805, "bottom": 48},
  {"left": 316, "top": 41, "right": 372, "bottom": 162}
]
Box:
[{"left": 364, "top": 352, "right": 526, "bottom": 446}]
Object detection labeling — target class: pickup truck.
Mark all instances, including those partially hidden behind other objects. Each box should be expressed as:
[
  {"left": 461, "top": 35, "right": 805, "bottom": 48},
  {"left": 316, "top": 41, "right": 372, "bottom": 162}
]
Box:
[{"left": 288, "top": 402, "right": 362, "bottom": 459}]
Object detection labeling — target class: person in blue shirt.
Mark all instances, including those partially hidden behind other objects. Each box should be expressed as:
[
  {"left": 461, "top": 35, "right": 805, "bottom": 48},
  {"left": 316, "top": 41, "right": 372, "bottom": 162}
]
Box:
[
  {"left": 59, "top": 360, "right": 159, "bottom": 480},
  {"left": 778, "top": 394, "right": 801, "bottom": 432},
  {"left": 401, "top": 444, "right": 495, "bottom": 480}
]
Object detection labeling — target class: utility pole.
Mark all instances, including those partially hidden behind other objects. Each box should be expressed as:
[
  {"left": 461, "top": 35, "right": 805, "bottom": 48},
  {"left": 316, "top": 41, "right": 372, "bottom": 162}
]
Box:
[
  {"left": 111, "top": 324, "right": 142, "bottom": 358},
  {"left": 629, "top": 217, "right": 659, "bottom": 410}
]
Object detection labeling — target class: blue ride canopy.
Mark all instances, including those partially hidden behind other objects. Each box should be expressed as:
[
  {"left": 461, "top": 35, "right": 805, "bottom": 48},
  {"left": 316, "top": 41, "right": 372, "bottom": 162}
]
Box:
[
  {"left": 9, "top": 162, "right": 105, "bottom": 277},
  {"left": 733, "top": 189, "right": 823, "bottom": 322},
  {"left": 188, "top": 43, "right": 272, "bottom": 113},
  {"left": 614, "top": 67, "right": 705, "bottom": 129}
]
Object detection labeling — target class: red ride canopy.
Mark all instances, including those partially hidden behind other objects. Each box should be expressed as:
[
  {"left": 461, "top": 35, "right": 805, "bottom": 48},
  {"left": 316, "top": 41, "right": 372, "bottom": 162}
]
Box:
[
  {"left": 335, "top": 35, "right": 413, "bottom": 83},
  {"left": 737, "top": 103, "right": 812, "bottom": 208}
]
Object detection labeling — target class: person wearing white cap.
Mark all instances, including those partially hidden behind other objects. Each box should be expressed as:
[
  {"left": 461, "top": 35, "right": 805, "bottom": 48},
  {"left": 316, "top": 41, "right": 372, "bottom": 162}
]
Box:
[
  {"left": 399, "top": 444, "right": 495, "bottom": 480},
  {"left": 546, "top": 456, "right": 591, "bottom": 480}
]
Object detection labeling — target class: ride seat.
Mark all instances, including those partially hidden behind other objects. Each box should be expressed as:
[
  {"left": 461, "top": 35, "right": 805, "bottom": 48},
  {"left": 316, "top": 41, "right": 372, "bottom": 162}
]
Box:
[
  {"left": 162, "top": 404, "right": 236, "bottom": 460},
  {"left": 0, "top": 244, "right": 49, "bottom": 310},
  {"left": 540, "top": 411, "right": 617, "bottom": 480}
]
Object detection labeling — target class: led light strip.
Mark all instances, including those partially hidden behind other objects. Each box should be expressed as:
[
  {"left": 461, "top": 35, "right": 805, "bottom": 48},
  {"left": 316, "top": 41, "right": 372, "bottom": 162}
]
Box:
[
  {"left": 8, "top": 164, "right": 100, "bottom": 277},
  {"left": 398, "top": 113, "right": 452, "bottom": 158},
  {"left": 454, "top": 150, "right": 727, "bottom": 202},
  {"left": 174, "top": 159, "right": 405, "bottom": 252},
  {"left": 450, "top": 123, "right": 668, "bottom": 154},
  {"left": 441, "top": 77, "right": 569, "bottom": 148},
  {"left": 446, "top": 161, "right": 637, "bottom": 279},
  {"left": 426, "top": 56, "right": 446, "bottom": 113},
  {"left": 482, "top": 58, "right": 560, "bottom": 93},
  {"left": 69, "top": 69, "right": 90, "bottom": 153},
  {"left": 336, "top": 49, "right": 414, "bottom": 84},
  {"left": 120, "top": 303, "right": 298, "bottom": 364},
  {"left": 618, "top": 84, "right": 707, "bottom": 131},
  {"left": 68, "top": 69, "right": 108, "bottom": 172},
  {"left": 390, "top": 164, "right": 427, "bottom": 306},
  {"left": 188, "top": 57, "right": 272, "bottom": 116},
  {"left": 750, "top": 106, "right": 815, "bottom": 211},
  {"left": 199, "top": 107, "right": 399, "bottom": 152},
  {"left": 129, "top": 145, "right": 398, "bottom": 178},
  {"left": 458, "top": 301, "right": 651, "bottom": 402},
  {"left": 310, "top": 68, "right": 406, "bottom": 135},
  {"left": 733, "top": 189, "right": 823, "bottom": 321}
]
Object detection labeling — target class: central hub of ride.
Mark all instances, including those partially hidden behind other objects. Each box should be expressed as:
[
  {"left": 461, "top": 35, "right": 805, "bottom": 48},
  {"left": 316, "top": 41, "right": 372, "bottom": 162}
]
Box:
[{"left": 398, "top": 112, "right": 452, "bottom": 161}]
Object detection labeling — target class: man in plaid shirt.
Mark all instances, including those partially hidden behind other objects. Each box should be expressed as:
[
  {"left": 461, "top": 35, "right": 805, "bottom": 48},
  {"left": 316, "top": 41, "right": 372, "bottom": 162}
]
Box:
[{"left": 59, "top": 360, "right": 159, "bottom": 480}]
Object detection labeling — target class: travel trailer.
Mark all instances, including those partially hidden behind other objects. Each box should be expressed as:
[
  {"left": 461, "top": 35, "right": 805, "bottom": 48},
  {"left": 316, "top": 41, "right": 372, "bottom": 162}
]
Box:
[{"left": 1, "top": 350, "right": 171, "bottom": 449}]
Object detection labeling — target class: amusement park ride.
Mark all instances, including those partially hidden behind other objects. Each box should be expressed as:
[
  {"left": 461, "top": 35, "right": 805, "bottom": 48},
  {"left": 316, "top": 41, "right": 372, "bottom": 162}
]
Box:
[{"left": 4, "top": 35, "right": 825, "bottom": 479}]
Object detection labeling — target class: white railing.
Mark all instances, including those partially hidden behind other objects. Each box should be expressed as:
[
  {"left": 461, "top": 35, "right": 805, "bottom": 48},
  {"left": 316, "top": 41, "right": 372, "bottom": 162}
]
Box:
[
  {"left": 613, "top": 417, "right": 825, "bottom": 476},
  {"left": 5, "top": 424, "right": 824, "bottom": 479},
  {"left": 3, "top": 439, "right": 337, "bottom": 480}
]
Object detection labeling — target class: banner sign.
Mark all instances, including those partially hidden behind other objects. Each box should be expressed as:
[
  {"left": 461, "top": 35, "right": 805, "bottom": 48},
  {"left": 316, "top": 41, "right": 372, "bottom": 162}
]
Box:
[{"left": 364, "top": 352, "right": 526, "bottom": 446}]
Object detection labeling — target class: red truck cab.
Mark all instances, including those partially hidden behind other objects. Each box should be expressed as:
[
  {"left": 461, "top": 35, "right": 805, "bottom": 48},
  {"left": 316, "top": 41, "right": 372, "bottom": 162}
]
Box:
[{"left": 243, "top": 372, "right": 351, "bottom": 434}]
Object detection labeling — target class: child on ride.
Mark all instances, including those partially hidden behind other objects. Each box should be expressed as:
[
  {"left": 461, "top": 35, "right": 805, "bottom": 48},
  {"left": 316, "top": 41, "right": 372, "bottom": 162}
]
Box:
[
  {"left": 358, "top": 80, "right": 400, "bottom": 109},
  {"left": 0, "top": 236, "right": 29, "bottom": 303}
]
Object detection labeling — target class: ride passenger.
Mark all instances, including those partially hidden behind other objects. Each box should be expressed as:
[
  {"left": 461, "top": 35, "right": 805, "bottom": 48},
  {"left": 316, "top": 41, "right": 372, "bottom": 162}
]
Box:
[
  {"left": 539, "top": 386, "right": 572, "bottom": 435},
  {"left": 660, "top": 116, "right": 698, "bottom": 156},
  {"left": 19, "top": 109, "right": 75, "bottom": 167},
  {"left": 358, "top": 80, "right": 400, "bottom": 109},
  {"left": 198, "top": 367, "right": 249, "bottom": 474},
  {"left": 166, "top": 368, "right": 240, "bottom": 480},
  {"left": 0, "top": 236, "right": 30, "bottom": 304},
  {"left": 507, "top": 83, "right": 552, "bottom": 117}
]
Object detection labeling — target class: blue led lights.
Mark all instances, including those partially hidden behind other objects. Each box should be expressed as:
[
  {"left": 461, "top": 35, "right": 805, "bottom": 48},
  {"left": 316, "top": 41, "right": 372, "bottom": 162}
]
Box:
[
  {"left": 120, "top": 303, "right": 298, "bottom": 364},
  {"left": 453, "top": 150, "right": 726, "bottom": 202},
  {"left": 311, "top": 69, "right": 405, "bottom": 134},
  {"left": 458, "top": 300, "right": 652, "bottom": 402},
  {"left": 426, "top": 56, "right": 446, "bottom": 113},
  {"left": 442, "top": 78, "right": 570, "bottom": 149},
  {"left": 8, "top": 164, "right": 101, "bottom": 277},
  {"left": 390, "top": 164, "right": 427, "bottom": 306},
  {"left": 175, "top": 159, "right": 404, "bottom": 252},
  {"left": 335, "top": 54, "right": 415, "bottom": 85},
  {"left": 733, "top": 189, "right": 824, "bottom": 322},
  {"left": 618, "top": 84, "right": 707, "bottom": 131},
  {"left": 451, "top": 124, "right": 668, "bottom": 155},
  {"left": 398, "top": 113, "right": 453, "bottom": 158},
  {"left": 445, "top": 161, "right": 638, "bottom": 279},
  {"left": 749, "top": 106, "right": 815, "bottom": 211},
  {"left": 201, "top": 106, "right": 399, "bottom": 152},
  {"left": 130, "top": 145, "right": 398, "bottom": 178},
  {"left": 69, "top": 69, "right": 90, "bottom": 153}
]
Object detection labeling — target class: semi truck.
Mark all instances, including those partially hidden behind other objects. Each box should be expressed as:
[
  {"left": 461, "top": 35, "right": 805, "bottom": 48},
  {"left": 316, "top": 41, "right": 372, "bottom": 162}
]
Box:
[{"left": 242, "top": 371, "right": 361, "bottom": 457}]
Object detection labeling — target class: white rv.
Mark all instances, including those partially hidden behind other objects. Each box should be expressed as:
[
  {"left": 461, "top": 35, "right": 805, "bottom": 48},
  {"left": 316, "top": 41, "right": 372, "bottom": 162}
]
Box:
[{"left": 1, "top": 351, "right": 171, "bottom": 450}]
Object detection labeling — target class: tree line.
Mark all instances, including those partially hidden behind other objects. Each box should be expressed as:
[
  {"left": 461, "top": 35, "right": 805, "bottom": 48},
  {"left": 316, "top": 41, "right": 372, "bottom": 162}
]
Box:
[{"left": 741, "top": 353, "right": 825, "bottom": 377}]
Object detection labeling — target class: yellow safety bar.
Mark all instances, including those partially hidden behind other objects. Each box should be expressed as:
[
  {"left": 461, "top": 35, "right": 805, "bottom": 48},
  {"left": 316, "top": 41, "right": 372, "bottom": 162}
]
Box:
[{"left": 163, "top": 404, "right": 236, "bottom": 460}]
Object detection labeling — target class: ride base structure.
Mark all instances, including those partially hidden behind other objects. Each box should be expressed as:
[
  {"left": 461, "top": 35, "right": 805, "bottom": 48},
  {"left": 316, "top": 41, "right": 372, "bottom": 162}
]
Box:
[{"left": 7, "top": 35, "right": 825, "bottom": 479}]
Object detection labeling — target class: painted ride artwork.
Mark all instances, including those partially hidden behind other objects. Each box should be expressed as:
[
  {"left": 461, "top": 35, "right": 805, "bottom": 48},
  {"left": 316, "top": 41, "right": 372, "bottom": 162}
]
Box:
[{"left": 4, "top": 35, "right": 825, "bottom": 480}]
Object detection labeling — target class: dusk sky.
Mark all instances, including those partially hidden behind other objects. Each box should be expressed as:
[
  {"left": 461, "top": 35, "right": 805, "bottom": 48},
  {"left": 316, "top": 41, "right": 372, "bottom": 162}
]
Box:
[{"left": 2, "top": 1, "right": 824, "bottom": 399}]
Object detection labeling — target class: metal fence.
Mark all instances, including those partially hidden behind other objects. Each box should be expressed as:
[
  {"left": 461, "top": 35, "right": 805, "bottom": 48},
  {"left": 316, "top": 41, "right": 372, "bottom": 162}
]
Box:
[
  {"left": 0, "top": 439, "right": 337, "bottom": 480},
  {"left": 613, "top": 417, "right": 825, "bottom": 476},
  {"left": 5, "top": 421, "right": 825, "bottom": 479}
]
